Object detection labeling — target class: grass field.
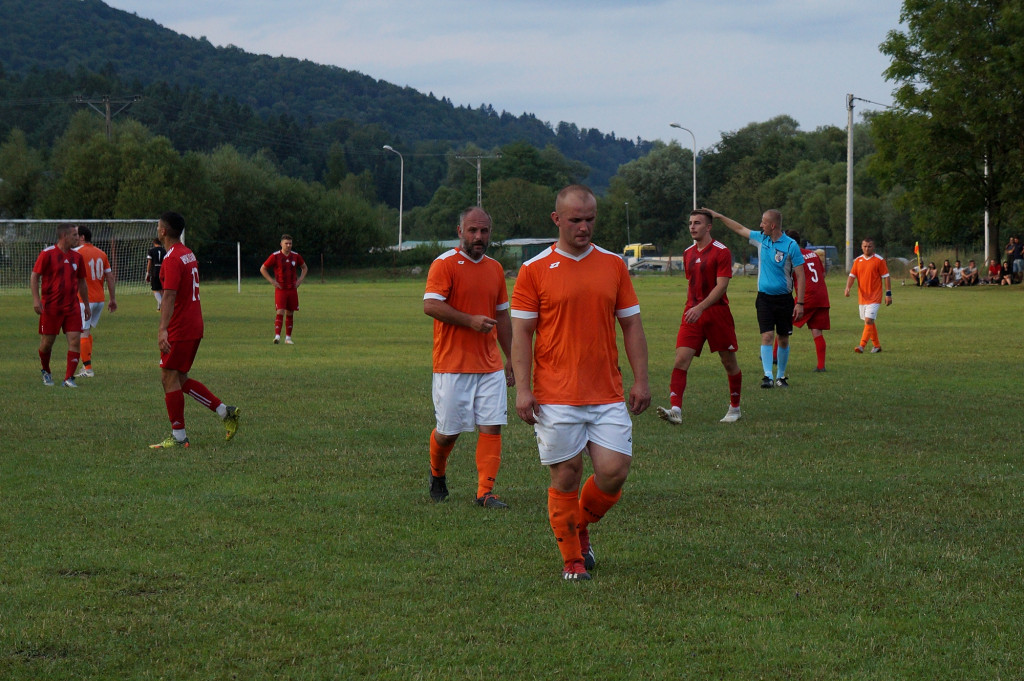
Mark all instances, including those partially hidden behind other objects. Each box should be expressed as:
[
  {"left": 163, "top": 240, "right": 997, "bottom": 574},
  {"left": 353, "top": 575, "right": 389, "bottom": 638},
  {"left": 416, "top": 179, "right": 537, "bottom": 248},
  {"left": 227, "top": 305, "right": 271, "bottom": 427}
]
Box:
[{"left": 2, "top": 273, "right": 1022, "bottom": 680}]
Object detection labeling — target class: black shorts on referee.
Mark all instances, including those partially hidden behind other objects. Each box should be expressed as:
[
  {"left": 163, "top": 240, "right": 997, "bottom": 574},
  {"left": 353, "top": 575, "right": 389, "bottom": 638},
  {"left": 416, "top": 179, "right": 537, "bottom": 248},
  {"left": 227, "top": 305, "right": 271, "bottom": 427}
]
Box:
[{"left": 755, "top": 292, "right": 795, "bottom": 336}]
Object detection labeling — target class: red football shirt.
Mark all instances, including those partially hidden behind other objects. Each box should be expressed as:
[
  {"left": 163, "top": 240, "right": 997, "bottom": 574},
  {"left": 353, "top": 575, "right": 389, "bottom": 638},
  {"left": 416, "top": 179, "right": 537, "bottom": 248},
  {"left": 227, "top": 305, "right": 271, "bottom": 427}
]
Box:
[
  {"left": 33, "top": 245, "right": 85, "bottom": 313},
  {"left": 161, "top": 243, "right": 204, "bottom": 341},
  {"left": 682, "top": 240, "right": 732, "bottom": 310},
  {"left": 797, "top": 249, "right": 830, "bottom": 309},
  {"left": 262, "top": 251, "right": 306, "bottom": 289}
]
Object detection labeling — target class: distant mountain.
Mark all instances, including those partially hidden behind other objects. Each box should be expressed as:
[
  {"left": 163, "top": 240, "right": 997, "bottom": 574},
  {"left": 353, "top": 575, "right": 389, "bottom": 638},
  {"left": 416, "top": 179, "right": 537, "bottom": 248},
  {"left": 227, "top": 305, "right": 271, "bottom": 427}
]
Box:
[{"left": 0, "top": 0, "right": 648, "bottom": 189}]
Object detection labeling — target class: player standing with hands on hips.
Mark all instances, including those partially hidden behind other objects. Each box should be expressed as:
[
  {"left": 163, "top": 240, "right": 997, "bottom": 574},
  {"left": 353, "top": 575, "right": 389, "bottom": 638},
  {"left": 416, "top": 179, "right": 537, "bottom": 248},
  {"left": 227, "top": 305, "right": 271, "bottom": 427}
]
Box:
[
  {"left": 511, "top": 185, "right": 650, "bottom": 581},
  {"left": 260, "top": 234, "right": 308, "bottom": 345},
  {"left": 150, "top": 212, "right": 240, "bottom": 449},
  {"left": 706, "top": 208, "right": 805, "bottom": 388},
  {"left": 423, "top": 207, "right": 514, "bottom": 508}
]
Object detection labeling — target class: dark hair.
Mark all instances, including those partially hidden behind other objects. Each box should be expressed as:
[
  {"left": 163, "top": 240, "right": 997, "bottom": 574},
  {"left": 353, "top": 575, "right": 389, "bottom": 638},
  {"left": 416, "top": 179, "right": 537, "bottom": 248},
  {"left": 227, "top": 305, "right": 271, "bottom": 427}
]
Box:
[
  {"left": 77, "top": 225, "right": 92, "bottom": 242},
  {"left": 159, "top": 211, "right": 185, "bottom": 239},
  {"left": 690, "top": 209, "right": 713, "bottom": 223},
  {"left": 281, "top": 234, "right": 293, "bottom": 241},
  {"left": 56, "top": 223, "right": 76, "bottom": 240},
  {"left": 785, "top": 229, "right": 801, "bottom": 244}
]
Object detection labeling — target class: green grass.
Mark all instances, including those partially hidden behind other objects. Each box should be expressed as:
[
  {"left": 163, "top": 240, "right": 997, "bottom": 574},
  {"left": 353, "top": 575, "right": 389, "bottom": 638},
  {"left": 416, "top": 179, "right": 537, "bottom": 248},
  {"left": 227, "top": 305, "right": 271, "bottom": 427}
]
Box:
[{"left": 2, "top": 275, "right": 1022, "bottom": 680}]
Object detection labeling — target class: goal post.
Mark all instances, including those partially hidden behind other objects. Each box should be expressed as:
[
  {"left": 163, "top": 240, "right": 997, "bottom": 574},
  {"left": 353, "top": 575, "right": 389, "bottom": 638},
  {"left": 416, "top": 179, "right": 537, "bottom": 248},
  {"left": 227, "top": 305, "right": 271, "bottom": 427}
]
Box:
[{"left": 0, "top": 219, "right": 159, "bottom": 295}]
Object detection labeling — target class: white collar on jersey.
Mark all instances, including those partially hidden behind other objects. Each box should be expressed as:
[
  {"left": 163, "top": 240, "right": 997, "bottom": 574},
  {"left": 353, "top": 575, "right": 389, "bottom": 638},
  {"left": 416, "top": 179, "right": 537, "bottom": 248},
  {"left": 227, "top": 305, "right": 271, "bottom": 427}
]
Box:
[{"left": 553, "top": 244, "right": 594, "bottom": 261}]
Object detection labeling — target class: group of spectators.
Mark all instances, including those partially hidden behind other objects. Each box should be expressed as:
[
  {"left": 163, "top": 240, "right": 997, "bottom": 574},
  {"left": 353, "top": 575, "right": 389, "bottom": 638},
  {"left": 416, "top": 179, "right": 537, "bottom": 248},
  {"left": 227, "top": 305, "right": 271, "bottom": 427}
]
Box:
[{"left": 908, "top": 237, "right": 1023, "bottom": 287}]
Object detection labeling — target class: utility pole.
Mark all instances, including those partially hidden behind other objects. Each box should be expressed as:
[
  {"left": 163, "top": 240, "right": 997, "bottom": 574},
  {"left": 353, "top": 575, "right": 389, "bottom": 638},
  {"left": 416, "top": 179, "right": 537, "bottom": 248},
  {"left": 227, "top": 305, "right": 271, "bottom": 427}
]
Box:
[
  {"left": 75, "top": 95, "right": 142, "bottom": 140},
  {"left": 456, "top": 153, "right": 501, "bottom": 207}
]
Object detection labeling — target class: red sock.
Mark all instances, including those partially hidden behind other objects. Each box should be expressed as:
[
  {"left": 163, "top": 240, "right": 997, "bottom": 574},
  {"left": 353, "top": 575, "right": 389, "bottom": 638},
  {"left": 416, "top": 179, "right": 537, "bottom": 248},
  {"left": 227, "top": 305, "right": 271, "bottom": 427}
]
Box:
[
  {"left": 65, "top": 351, "right": 80, "bottom": 381},
  {"left": 181, "top": 378, "right": 222, "bottom": 412},
  {"left": 285, "top": 316, "right": 294, "bottom": 337},
  {"left": 728, "top": 371, "right": 742, "bottom": 408},
  {"left": 275, "top": 313, "right": 283, "bottom": 336},
  {"left": 429, "top": 429, "right": 455, "bottom": 477},
  {"left": 81, "top": 336, "right": 93, "bottom": 367},
  {"left": 669, "top": 368, "right": 687, "bottom": 409},
  {"left": 39, "top": 348, "right": 52, "bottom": 373},
  {"left": 165, "top": 390, "right": 186, "bottom": 430},
  {"left": 578, "top": 475, "right": 622, "bottom": 530},
  {"left": 813, "top": 335, "right": 826, "bottom": 369},
  {"left": 548, "top": 487, "right": 582, "bottom": 564},
  {"left": 475, "top": 433, "right": 502, "bottom": 497}
]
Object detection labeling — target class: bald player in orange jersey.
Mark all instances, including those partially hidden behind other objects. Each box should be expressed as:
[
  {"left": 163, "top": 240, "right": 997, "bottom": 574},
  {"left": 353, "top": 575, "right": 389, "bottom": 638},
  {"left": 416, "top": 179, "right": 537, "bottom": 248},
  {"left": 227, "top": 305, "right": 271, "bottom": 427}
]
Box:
[
  {"left": 511, "top": 184, "right": 650, "bottom": 581},
  {"left": 844, "top": 238, "right": 892, "bottom": 353},
  {"left": 73, "top": 225, "right": 117, "bottom": 378},
  {"left": 424, "top": 207, "right": 514, "bottom": 509}
]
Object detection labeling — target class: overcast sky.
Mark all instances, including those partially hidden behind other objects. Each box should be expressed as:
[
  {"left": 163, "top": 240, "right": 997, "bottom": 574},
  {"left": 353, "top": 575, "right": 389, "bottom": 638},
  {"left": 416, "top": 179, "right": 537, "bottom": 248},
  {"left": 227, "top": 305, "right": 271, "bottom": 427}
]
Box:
[{"left": 105, "top": 0, "right": 903, "bottom": 151}]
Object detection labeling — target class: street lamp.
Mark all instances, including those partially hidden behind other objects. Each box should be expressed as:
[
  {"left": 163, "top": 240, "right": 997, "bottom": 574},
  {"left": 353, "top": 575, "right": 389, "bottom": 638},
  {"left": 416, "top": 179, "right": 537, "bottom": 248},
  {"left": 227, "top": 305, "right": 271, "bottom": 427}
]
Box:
[
  {"left": 669, "top": 123, "right": 697, "bottom": 210},
  {"left": 382, "top": 145, "right": 404, "bottom": 252},
  {"left": 624, "top": 201, "right": 631, "bottom": 244}
]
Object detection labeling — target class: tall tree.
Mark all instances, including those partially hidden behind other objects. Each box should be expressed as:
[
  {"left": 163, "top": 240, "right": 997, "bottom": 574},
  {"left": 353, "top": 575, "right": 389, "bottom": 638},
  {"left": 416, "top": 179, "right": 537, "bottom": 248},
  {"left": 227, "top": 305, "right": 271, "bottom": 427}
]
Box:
[{"left": 872, "top": 0, "right": 1024, "bottom": 257}]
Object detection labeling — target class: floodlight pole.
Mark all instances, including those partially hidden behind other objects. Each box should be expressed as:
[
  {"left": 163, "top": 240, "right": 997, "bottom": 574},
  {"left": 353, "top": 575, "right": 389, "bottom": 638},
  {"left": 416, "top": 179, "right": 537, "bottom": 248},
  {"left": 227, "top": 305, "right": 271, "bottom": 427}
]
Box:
[
  {"left": 382, "top": 145, "right": 404, "bottom": 252},
  {"left": 846, "top": 94, "right": 855, "bottom": 272},
  {"left": 669, "top": 123, "right": 697, "bottom": 209}
]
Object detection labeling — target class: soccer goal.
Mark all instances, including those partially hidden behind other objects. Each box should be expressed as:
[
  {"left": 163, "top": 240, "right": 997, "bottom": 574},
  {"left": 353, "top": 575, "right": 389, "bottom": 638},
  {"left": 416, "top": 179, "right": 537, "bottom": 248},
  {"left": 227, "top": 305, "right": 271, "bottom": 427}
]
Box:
[{"left": 0, "top": 219, "right": 158, "bottom": 295}]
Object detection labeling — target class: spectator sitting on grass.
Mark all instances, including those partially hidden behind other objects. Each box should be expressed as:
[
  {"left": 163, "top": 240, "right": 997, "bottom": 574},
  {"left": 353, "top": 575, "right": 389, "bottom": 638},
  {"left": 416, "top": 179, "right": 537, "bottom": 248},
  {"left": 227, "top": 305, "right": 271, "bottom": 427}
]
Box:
[
  {"left": 983, "top": 259, "right": 1002, "bottom": 285},
  {"left": 1000, "top": 261, "right": 1014, "bottom": 285},
  {"left": 923, "top": 262, "right": 940, "bottom": 287},
  {"left": 959, "top": 260, "right": 979, "bottom": 286},
  {"left": 950, "top": 260, "right": 964, "bottom": 287},
  {"left": 939, "top": 259, "right": 953, "bottom": 286}
]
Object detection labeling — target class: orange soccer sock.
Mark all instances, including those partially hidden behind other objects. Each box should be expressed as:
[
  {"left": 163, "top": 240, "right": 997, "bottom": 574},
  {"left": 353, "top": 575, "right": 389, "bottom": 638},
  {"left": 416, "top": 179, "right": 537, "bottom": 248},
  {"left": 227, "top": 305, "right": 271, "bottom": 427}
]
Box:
[
  {"left": 859, "top": 324, "right": 872, "bottom": 348},
  {"left": 578, "top": 475, "right": 623, "bottom": 530},
  {"left": 548, "top": 487, "right": 582, "bottom": 564},
  {"left": 474, "top": 432, "right": 502, "bottom": 497},
  {"left": 429, "top": 429, "right": 454, "bottom": 478},
  {"left": 80, "top": 335, "right": 93, "bottom": 367},
  {"left": 869, "top": 324, "right": 880, "bottom": 348}
]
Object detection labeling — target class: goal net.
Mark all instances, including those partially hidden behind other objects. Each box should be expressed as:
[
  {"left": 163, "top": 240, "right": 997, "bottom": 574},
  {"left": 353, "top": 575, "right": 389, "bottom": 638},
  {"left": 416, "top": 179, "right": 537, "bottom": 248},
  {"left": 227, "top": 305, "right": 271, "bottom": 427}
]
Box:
[{"left": 0, "top": 219, "right": 158, "bottom": 295}]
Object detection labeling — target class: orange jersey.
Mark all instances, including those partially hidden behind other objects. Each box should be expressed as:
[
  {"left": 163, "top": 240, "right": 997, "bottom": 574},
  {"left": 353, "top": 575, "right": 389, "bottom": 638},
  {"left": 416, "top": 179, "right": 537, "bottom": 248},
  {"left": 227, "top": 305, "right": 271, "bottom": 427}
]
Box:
[
  {"left": 849, "top": 254, "right": 890, "bottom": 304},
  {"left": 424, "top": 248, "right": 509, "bottom": 374},
  {"left": 511, "top": 244, "right": 640, "bottom": 406},
  {"left": 74, "top": 243, "right": 111, "bottom": 303}
]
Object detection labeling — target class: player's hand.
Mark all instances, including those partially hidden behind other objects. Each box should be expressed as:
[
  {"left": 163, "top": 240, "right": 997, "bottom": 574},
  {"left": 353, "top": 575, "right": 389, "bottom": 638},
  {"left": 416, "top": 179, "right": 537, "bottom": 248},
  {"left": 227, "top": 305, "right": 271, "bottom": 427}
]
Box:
[
  {"left": 792, "top": 303, "right": 804, "bottom": 321},
  {"left": 628, "top": 381, "right": 651, "bottom": 415},
  {"left": 683, "top": 306, "right": 703, "bottom": 324},
  {"left": 83, "top": 306, "right": 91, "bottom": 321},
  {"left": 515, "top": 388, "right": 539, "bottom": 425},
  {"left": 145, "top": 273, "right": 151, "bottom": 282},
  {"left": 158, "top": 329, "right": 171, "bottom": 354},
  {"left": 33, "top": 302, "right": 42, "bottom": 315},
  {"left": 108, "top": 300, "right": 117, "bottom": 312},
  {"left": 504, "top": 361, "right": 516, "bottom": 387},
  {"left": 844, "top": 290, "right": 851, "bottom": 297},
  {"left": 470, "top": 315, "right": 498, "bottom": 333}
]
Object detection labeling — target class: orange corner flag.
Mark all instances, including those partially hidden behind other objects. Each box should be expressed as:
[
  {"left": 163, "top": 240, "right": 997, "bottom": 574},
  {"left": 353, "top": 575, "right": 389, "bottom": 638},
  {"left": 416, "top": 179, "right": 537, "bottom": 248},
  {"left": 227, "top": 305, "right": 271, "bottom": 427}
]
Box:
[{"left": 914, "top": 242, "right": 920, "bottom": 255}]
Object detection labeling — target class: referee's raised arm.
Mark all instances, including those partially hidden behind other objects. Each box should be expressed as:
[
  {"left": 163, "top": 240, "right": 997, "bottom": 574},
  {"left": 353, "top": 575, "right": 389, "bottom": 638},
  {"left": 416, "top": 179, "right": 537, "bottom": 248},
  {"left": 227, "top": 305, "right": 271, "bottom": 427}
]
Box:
[{"left": 704, "top": 208, "right": 751, "bottom": 240}]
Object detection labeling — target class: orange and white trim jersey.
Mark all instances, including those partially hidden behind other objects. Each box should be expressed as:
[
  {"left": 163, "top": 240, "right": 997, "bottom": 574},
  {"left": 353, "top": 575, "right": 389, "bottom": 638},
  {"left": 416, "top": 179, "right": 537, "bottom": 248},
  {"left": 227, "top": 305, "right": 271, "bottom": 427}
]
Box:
[
  {"left": 849, "top": 254, "right": 890, "bottom": 304},
  {"left": 74, "top": 243, "right": 111, "bottom": 303},
  {"left": 511, "top": 244, "right": 640, "bottom": 406},
  {"left": 424, "top": 248, "right": 509, "bottom": 374}
]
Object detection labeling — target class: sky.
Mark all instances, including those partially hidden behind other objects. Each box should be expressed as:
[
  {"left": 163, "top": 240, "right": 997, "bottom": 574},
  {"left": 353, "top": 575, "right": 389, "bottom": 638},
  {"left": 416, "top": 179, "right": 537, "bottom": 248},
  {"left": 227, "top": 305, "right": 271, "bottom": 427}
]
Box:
[{"left": 104, "top": 0, "right": 903, "bottom": 151}]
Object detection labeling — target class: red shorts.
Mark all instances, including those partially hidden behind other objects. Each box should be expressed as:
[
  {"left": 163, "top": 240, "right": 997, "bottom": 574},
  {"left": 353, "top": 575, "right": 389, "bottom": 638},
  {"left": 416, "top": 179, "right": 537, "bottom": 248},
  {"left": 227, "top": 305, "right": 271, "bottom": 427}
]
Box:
[
  {"left": 675, "top": 305, "right": 738, "bottom": 356},
  {"left": 39, "top": 307, "right": 83, "bottom": 336},
  {"left": 275, "top": 288, "right": 300, "bottom": 312},
  {"left": 793, "top": 306, "right": 830, "bottom": 331},
  {"left": 160, "top": 338, "right": 202, "bottom": 373}
]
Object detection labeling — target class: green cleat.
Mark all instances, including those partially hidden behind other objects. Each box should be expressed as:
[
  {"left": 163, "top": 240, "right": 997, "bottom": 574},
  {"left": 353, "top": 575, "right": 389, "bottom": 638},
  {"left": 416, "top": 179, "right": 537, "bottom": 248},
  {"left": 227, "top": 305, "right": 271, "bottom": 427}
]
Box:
[
  {"left": 150, "top": 435, "right": 190, "bottom": 450},
  {"left": 223, "top": 405, "right": 240, "bottom": 441}
]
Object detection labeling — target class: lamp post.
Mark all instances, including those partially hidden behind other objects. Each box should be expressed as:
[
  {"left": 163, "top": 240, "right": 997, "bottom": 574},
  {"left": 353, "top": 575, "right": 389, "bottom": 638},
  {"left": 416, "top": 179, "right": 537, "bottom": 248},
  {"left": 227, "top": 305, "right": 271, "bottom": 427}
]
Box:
[
  {"left": 382, "top": 145, "right": 404, "bottom": 252},
  {"left": 625, "top": 201, "right": 631, "bottom": 244},
  {"left": 669, "top": 123, "right": 697, "bottom": 210}
]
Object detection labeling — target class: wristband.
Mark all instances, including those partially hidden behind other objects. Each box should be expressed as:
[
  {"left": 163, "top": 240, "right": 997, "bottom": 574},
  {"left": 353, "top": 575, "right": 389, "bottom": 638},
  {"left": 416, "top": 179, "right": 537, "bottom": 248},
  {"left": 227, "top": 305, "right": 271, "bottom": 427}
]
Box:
[
  {"left": 885, "top": 291, "right": 892, "bottom": 296},
  {"left": 796, "top": 301, "right": 804, "bottom": 305}
]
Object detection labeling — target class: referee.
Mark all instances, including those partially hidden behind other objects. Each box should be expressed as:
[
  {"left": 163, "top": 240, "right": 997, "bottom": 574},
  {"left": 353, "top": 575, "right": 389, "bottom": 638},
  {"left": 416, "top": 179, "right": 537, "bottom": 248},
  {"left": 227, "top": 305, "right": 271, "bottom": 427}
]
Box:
[{"left": 705, "top": 208, "right": 805, "bottom": 388}]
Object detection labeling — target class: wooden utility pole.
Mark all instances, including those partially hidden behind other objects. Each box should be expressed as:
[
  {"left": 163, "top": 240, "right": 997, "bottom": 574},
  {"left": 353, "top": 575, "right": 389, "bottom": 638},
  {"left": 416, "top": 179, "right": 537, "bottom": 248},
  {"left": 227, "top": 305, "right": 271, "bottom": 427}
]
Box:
[{"left": 75, "top": 95, "right": 142, "bottom": 140}]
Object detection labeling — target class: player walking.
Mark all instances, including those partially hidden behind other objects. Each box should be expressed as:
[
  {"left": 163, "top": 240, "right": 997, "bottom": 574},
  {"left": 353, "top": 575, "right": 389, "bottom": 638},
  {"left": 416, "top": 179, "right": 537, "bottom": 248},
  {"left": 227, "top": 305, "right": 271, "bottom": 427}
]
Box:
[
  {"left": 423, "top": 207, "right": 513, "bottom": 508},
  {"left": 785, "top": 231, "right": 831, "bottom": 371},
  {"left": 74, "top": 225, "right": 117, "bottom": 378},
  {"left": 512, "top": 185, "right": 650, "bottom": 581},
  {"left": 150, "top": 212, "right": 240, "bottom": 449},
  {"left": 844, "top": 238, "right": 892, "bottom": 353},
  {"left": 656, "top": 209, "right": 742, "bottom": 425},
  {"left": 260, "top": 234, "right": 308, "bottom": 345},
  {"left": 30, "top": 224, "right": 90, "bottom": 388}
]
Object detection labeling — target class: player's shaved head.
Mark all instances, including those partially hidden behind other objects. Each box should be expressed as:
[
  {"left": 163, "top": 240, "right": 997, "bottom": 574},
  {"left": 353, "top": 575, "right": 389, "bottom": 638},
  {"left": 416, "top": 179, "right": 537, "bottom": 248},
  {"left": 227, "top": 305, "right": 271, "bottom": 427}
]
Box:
[
  {"left": 764, "top": 209, "right": 782, "bottom": 227},
  {"left": 555, "top": 184, "right": 596, "bottom": 213},
  {"left": 459, "top": 206, "right": 491, "bottom": 227}
]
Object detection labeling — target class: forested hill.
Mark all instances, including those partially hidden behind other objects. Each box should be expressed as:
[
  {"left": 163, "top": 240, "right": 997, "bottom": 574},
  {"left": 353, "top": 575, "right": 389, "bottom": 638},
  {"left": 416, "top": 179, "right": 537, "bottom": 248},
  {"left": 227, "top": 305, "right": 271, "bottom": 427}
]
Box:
[{"left": 0, "top": 0, "right": 646, "bottom": 189}]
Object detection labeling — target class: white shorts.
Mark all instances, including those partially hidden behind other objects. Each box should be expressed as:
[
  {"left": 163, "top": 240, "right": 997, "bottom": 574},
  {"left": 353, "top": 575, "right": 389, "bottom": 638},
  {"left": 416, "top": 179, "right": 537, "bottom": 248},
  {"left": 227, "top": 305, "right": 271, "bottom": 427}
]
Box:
[
  {"left": 858, "top": 303, "right": 881, "bottom": 321},
  {"left": 433, "top": 370, "right": 507, "bottom": 435},
  {"left": 80, "top": 302, "right": 104, "bottom": 331},
  {"left": 533, "top": 402, "right": 633, "bottom": 466}
]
